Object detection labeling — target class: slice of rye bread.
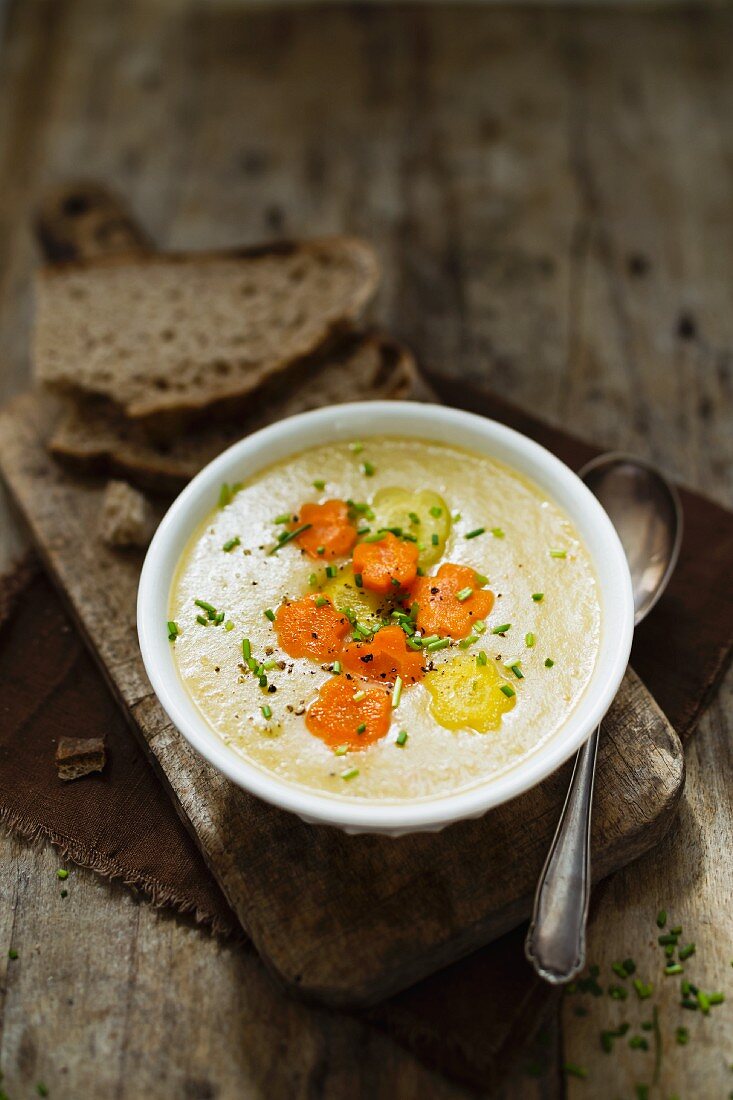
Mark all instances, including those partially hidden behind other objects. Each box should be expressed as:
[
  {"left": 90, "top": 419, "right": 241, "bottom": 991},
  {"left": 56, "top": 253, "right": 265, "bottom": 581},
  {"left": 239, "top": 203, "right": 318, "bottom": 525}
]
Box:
[
  {"left": 49, "top": 332, "right": 422, "bottom": 495},
  {"left": 34, "top": 237, "right": 379, "bottom": 421}
]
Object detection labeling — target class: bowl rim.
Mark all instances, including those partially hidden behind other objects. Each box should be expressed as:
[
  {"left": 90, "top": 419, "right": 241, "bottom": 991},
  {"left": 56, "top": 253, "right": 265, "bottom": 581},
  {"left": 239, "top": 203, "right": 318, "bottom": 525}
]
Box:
[{"left": 137, "top": 401, "right": 634, "bottom": 833}]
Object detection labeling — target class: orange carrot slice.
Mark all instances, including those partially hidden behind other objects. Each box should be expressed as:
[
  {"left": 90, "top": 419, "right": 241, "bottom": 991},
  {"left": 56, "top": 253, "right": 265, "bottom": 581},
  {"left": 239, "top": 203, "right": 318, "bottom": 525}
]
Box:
[
  {"left": 341, "top": 625, "right": 425, "bottom": 685},
  {"left": 274, "top": 594, "right": 349, "bottom": 662},
  {"left": 291, "top": 500, "right": 357, "bottom": 561},
  {"left": 305, "top": 676, "right": 392, "bottom": 749},
  {"left": 407, "top": 564, "right": 494, "bottom": 640},
  {"left": 352, "top": 531, "right": 418, "bottom": 595}
]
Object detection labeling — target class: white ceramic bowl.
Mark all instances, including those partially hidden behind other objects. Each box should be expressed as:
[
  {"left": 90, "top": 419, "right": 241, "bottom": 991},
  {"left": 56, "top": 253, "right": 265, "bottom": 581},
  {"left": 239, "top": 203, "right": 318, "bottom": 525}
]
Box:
[{"left": 138, "top": 402, "right": 634, "bottom": 836}]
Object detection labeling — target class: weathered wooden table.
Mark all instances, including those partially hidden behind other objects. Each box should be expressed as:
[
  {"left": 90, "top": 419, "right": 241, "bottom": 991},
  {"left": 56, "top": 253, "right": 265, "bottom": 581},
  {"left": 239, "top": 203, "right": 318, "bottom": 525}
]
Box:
[{"left": 1, "top": 3, "right": 731, "bottom": 1096}]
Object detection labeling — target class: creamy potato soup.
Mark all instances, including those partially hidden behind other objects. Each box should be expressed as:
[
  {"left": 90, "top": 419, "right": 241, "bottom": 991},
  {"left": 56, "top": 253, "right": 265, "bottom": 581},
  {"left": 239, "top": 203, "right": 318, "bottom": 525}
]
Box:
[{"left": 169, "top": 438, "right": 601, "bottom": 801}]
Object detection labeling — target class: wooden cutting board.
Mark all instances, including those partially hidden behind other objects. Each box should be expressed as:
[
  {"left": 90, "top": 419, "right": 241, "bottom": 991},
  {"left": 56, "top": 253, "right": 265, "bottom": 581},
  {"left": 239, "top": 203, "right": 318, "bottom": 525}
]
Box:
[{"left": 0, "top": 183, "right": 685, "bottom": 1008}]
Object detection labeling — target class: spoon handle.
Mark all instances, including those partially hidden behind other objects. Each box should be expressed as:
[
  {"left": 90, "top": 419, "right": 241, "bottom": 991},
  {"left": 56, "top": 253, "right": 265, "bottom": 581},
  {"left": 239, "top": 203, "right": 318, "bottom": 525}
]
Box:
[{"left": 524, "top": 724, "right": 599, "bottom": 983}]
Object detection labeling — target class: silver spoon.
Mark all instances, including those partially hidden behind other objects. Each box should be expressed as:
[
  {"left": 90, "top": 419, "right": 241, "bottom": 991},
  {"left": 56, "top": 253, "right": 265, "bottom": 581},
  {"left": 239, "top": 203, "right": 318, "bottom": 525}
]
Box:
[{"left": 525, "top": 452, "right": 683, "bottom": 984}]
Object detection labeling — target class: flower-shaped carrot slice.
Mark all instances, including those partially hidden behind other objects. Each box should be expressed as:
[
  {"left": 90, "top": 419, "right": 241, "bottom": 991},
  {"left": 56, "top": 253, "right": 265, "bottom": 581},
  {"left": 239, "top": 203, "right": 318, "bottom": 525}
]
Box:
[
  {"left": 407, "top": 564, "right": 494, "bottom": 640},
  {"left": 291, "top": 500, "right": 357, "bottom": 561},
  {"left": 274, "top": 594, "right": 349, "bottom": 662},
  {"left": 352, "top": 532, "right": 418, "bottom": 595},
  {"left": 306, "top": 676, "right": 392, "bottom": 749},
  {"left": 341, "top": 625, "right": 425, "bottom": 685}
]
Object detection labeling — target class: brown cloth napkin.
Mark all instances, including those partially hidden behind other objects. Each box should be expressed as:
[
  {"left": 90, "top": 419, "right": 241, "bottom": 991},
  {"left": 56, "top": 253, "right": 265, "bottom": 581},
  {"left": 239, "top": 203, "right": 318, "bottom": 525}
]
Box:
[{"left": 2, "top": 380, "right": 732, "bottom": 1091}]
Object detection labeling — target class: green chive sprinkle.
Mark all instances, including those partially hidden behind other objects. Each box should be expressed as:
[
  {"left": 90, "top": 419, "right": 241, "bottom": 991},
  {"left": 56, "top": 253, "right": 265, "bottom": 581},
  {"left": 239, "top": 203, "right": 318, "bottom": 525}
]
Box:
[
  {"left": 657, "top": 909, "right": 667, "bottom": 928},
  {"left": 332, "top": 661, "right": 342, "bottom": 674},
  {"left": 261, "top": 704, "right": 272, "bottom": 719},
  {"left": 313, "top": 479, "right": 326, "bottom": 490},
  {"left": 675, "top": 1027, "right": 689, "bottom": 1046},
  {"left": 222, "top": 536, "right": 241, "bottom": 552},
  {"left": 354, "top": 573, "right": 363, "bottom": 587},
  {"left": 356, "top": 723, "right": 367, "bottom": 734},
  {"left": 456, "top": 586, "right": 473, "bottom": 602},
  {"left": 214, "top": 611, "right": 225, "bottom": 624},
  {"left": 670, "top": 925, "right": 682, "bottom": 935},
  {"left": 224, "top": 620, "right": 235, "bottom": 632},
  {"left": 396, "top": 729, "right": 408, "bottom": 746},
  {"left": 707, "top": 992, "right": 725, "bottom": 1005},
  {"left": 195, "top": 599, "right": 216, "bottom": 614},
  {"left": 362, "top": 461, "right": 376, "bottom": 477},
  {"left": 426, "top": 638, "right": 450, "bottom": 652},
  {"left": 349, "top": 442, "right": 364, "bottom": 454},
  {"left": 57, "top": 869, "right": 69, "bottom": 880},
  {"left": 474, "top": 574, "right": 489, "bottom": 587},
  {"left": 429, "top": 506, "right": 442, "bottom": 518},
  {"left": 408, "top": 512, "right": 421, "bottom": 525},
  {"left": 308, "top": 573, "right": 318, "bottom": 587},
  {"left": 475, "top": 621, "right": 487, "bottom": 634},
  {"left": 167, "top": 621, "right": 180, "bottom": 641},
  {"left": 459, "top": 635, "right": 477, "bottom": 649},
  {"left": 324, "top": 565, "right": 336, "bottom": 579},
  {"left": 393, "top": 676, "right": 403, "bottom": 708},
  {"left": 544, "top": 658, "right": 554, "bottom": 668},
  {"left": 665, "top": 964, "right": 683, "bottom": 976},
  {"left": 8, "top": 949, "right": 18, "bottom": 959},
  {"left": 633, "top": 979, "right": 653, "bottom": 1000},
  {"left": 431, "top": 533, "right": 439, "bottom": 546},
  {"left": 242, "top": 639, "right": 251, "bottom": 660},
  {"left": 465, "top": 527, "right": 485, "bottom": 540},
  {"left": 499, "top": 684, "right": 516, "bottom": 698},
  {"left": 258, "top": 674, "right": 267, "bottom": 688},
  {"left": 629, "top": 1036, "right": 649, "bottom": 1051},
  {"left": 315, "top": 596, "right": 328, "bottom": 608},
  {"left": 274, "top": 512, "right": 292, "bottom": 524},
  {"left": 658, "top": 933, "right": 678, "bottom": 946},
  {"left": 334, "top": 744, "right": 349, "bottom": 756},
  {"left": 491, "top": 527, "right": 505, "bottom": 538},
  {"left": 525, "top": 632, "right": 536, "bottom": 648},
  {"left": 218, "top": 482, "right": 241, "bottom": 508},
  {"left": 550, "top": 549, "right": 567, "bottom": 559},
  {"left": 268, "top": 523, "right": 312, "bottom": 554},
  {"left": 316, "top": 546, "right": 325, "bottom": 555},
  {"left": 678, "top": 943, "right": 696, "bottom": 961},
  {"left": 477, "top": 651, "right": 488, "bottom": 666},
  {"left": 509, "top": 663, "right": 523, "bottom": 679},
  {"left": 264, "top": 608, "right": 275, "bottom": 622},
  {"left": 492, "top": 623, "right": 511, "bottom": 635},
  {"left": 196, "top": 615, "right": 208, "bottom": 626},
  {"left": 262, "top": 660, "right": 277, "bottom": 671},
  {"left": 532, "top": 593, "right": 544, "bottom": 602},
  {"left": 353, "top": 690, "right": 366, "bottom": 702},
  {"left": 36, "top": 1085, "right": 49, "bottom": 1098},
  {"left": 342, "top": 767, "right": 359, "bottom": 780}
]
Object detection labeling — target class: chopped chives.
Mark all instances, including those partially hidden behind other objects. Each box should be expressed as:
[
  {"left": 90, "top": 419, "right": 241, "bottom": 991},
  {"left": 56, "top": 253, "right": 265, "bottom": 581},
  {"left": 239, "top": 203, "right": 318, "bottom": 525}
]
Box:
[
  {"left": 274, "top": 512, "right": 292, "bottom": 524},
  {"left": 268, "top": 523, "right": 312, "bottom": 554},
  {"left": 258, "top": 674, "right": 267, "bottom": 688},
  {"left": 354, "top": 573, "right": 364, "bottom": 588},
  {"left": 224, "top": 620, "right": 235, "bottom": 631},
  {"left": 214, "top": 611, "right": 225, "bottom": 624},
  {"left": 167, "top": 621, "right": 180, "bottom": 641},
  {"left": 426, "top": 638, "right": 450, "bottom": 652},
  {"left": 261, "top": 704, "right": 272, "bottom": 719},
  {"left": 459, "top": 635, "right": 477, "bottom": 649},
  {"left": 477, "top": 651, "right": 488, "bottom": 666},
  {"left": 491, "top": 623, "right": 511, "bottom": 635},
  {"left": 264, "top": 608, "right": 276, "bottom": 622},
  {"left": 697, "top": 991, "right": 711, "bottom": 1014},
  {"left": 544, "top": 658, "right": 555, "bottom": 668},
  {"left": 629, "top": 1036, "right": 649, "bottom": 1051},
  {"left": 57, "top": 869, "right": 69, "bottom": 880},
  {"left": 675, "top": 1027, "right": 689, "bottom": 1046},
  {"left": 325, "top": 565, "right": 337, "bottom": 578},
  {"left": 218, "top": 482, "right": 240, "bottom": 508},
  {"left": 262, "top": 660, "right": 277, "bottom": 671},
  {"left": 475, "top": 620, "right": 487, "bottom": 634},
  {"left": 362, "top": 461, "right": 376, "bottom": 477},
  {"left": 332, "top": 660, "right": 342, "bottom": 674},
  {"left": 356, "top": 723, "right": 367, "bottom": 734},
  {"left": 353, "top": 690, "right": 366, "bottom": 702},
  {"left": 334, "top": 744, "right": 349, "bottom": 756},
  {"left": 707, "top": 992, "right": 725, "bottom": 1005},
  {"left": 309, "top": 573, "right": 318, "bottom": 586},
  {"left": 665, "top": 964, "right": 683, "bottom": 976},
  {"left": 410, "top": 601, "right": 419, "bottom": 620},
  {"left": 465, "top": 527, "right": 485, "bottom": 540},
  {"left": 242, "top": 639, "right": 251, "bottom": 660},
  {"left": 362, "top": 532, "right": 387, "bottom": 544},
  {"left": 499, "top": 684, "right": 516, "bottom": 698},
  {"left": 316, "top": 546, "right": 325, "bottom": 555},
  {"left": 670, "top": 925, "right": 682, "bottom": 935},
  {"left": 491, "top": 527, "right": 505, "bottom": 538},
  {"left": 550, "top": 549, "right": 567, "bottom": 559},
  {"left": 531, "top": 593, "right": 544, "bottom": 602},
  {"left": 357, "top": 526, "right": 371, "bottom": 536},
  {"left": 396, "top": 729, "right": 408, "bottom": 746},
  {"left": 474, "top": 573, "right": 489, "bottom": 587},
  {"left": 194, "top": 599, "right": 216, "bottom": 614},
  {"left": 431, "top": 533, "right": 439, "bottom": 546},
  {"left": 341, "top": 767, "right": 359, "bottom": 780},
  {"left": 408, "top": 512, "right": 421, "bottom": 525},
  {"left": 312, "top": 479, "right": 326, "bottom": 490},
  {"left": 509, "top": 663, "right": 523, "bottom": 679},
  {"left": 429, "top": 506, "right": 442, "bottom": 518},
  {"left": 8, "top": 949, "right": 18, "bottom": 960},
  {"left": 246, "top": 657, "right": 258, "bottom": 672},
  {"left": 222, "top": 536, "right": 241, "bottom": 552},
  {"left": 678, "top": 943, "right": 696, "bottom": 961},
  {"left": 633, "top": 979, "right": 653, "bottom": 1000},
  {"left": 452, "top": 512, "right": 461, "bottom": 522},
  {"left": 315, "top": 596, "right": 328, "bottom": 608},
  {"left": 196, "top": 615, "right": 208, "bottom": 626},
  {"left": 391, "top": 577, "right": 401, "bottom": 587},
  {"left": 392, "top": 676, "right": 403, "bottom": 708},
  {"left": 563, "top": 1064, "right": 587, "bottom": 1080},
  {"left": 525, "top": 632, "right": 536, "bottom": 648},
  {"left": 349, "top": 441, "right": 364, "bottom": 454},
  {"left": 656, "top": 909, "right": 667, "bottom": 928},
  {"left": 658, "top": 933, "right": 678, "bottom": 945},
  {"left": 456, "top": 586, "right": 473, "bottom": 602}
]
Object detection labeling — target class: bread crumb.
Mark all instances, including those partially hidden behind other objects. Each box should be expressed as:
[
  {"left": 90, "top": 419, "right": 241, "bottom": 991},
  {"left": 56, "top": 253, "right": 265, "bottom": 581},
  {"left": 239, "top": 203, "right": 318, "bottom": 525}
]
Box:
[
  {"left": 98, "top": 480, "right": 154, "bottom": 548},
  {"left": 55, "top": 736, "right": 106, "bottom": 781}
]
